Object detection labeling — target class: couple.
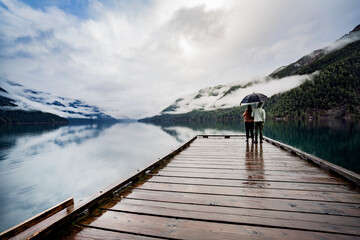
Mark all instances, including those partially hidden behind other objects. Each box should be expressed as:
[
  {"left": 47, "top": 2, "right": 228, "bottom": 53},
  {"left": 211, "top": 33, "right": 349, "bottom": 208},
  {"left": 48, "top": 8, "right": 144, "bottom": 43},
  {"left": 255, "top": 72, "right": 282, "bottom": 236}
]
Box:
[{"left": 243, "top": 102, "right": 265, "bottom": 144}]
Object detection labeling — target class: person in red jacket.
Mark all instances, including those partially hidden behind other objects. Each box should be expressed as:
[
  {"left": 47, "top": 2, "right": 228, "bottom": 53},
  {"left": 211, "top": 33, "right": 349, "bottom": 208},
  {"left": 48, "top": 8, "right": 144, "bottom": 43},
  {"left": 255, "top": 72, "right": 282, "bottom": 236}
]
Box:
[{"left": 242, "top": 105, "right": 254, "bottom": 142}]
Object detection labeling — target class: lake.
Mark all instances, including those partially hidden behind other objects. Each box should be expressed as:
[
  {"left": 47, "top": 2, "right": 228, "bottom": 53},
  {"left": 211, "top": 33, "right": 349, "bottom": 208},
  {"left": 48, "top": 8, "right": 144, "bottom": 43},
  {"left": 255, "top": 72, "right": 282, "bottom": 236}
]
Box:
[{"left": 0, "top": 119, "right": 359, "bottom": 232}]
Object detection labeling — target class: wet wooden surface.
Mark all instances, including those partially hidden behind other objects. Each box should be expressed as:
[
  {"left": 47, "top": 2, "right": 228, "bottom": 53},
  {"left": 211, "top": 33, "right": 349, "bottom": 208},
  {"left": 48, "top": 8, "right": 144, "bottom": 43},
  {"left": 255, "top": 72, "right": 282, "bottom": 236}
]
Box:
[{"left": 55, "top": 136, "right": 360, "bottom": 240}]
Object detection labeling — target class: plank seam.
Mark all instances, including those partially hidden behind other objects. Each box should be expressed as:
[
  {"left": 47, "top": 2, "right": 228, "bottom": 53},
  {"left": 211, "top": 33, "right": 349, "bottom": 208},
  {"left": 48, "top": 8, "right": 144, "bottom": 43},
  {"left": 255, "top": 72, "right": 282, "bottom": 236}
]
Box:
[
  {"left": 134, "top": 187, "right": 360, "bottom": 204},
  {"left": 75, "top": 224, "right": 176, "bottom": 240},
  {"left": 147, "top": 180, "right": 359, "bottom": 194},
  {"left": 160, "top": 169, "right": 331, "bottom": 176},
  {"left": 99, "top": 209, "right": 360, "bottom": 237},
  {"left": 151, "top": 174, "right": 346, "bottom": 185},
  {"left": 104, "top": 201, "right": 360, "bottom": 227},
  {"left": 166, "top": 166, "right": 321, "bottom": 172},
  {"left": 125, "top": 197, "right": 360, "bottom": 218}
]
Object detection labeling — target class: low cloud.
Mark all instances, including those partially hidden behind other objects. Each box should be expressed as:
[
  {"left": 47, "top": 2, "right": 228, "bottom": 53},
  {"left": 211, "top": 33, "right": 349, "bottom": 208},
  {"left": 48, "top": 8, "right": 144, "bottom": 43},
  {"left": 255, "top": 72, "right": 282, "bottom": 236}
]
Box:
[
  {"left": 163, "top": 72, "right": 319, "bottom": 114},
  {"left": 324, "top": 30, "right": 360, "bottom": 53}
]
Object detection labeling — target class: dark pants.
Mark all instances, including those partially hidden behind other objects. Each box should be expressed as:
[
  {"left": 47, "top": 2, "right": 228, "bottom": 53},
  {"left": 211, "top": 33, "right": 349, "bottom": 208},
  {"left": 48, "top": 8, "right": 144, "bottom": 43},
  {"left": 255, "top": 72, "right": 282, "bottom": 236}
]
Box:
[
  {"left": 254, "top": 121, "right": 264, "bottom": 142},
  {"left": 245, "top": 122, "right": 254, "bottom": 140}
]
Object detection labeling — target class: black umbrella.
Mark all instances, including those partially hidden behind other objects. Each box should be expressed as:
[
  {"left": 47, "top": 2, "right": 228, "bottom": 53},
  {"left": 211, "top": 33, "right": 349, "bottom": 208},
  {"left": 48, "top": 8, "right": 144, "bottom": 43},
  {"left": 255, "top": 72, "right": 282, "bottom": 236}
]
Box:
[{"left": 240, "top": 92, "right": 268, "bottom": 106}]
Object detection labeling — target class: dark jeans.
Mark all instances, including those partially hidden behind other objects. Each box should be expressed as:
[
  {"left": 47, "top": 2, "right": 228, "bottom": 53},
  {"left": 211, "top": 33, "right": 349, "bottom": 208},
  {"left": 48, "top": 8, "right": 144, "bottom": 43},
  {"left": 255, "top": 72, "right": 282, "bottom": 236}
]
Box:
[
  {"left": 254, "top": 121, "right": 264, "bottom": 142},
  {"left": 245, "top": 122, "right": 254, "bottom": 140}
]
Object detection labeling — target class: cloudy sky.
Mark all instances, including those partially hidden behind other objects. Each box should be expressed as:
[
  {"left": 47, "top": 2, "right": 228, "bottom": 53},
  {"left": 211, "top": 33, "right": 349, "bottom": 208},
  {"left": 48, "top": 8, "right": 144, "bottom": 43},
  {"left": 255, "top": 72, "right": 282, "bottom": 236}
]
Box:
[{"left": 0, "top": 0, "right": 359, "bottom": 118}]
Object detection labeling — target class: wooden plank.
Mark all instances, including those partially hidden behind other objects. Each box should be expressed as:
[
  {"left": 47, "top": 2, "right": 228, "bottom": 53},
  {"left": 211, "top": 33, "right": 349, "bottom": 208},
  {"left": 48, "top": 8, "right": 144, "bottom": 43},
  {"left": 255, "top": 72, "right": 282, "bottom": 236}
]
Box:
[
  {"left": 197, "top": 134, "right": 245, "bottom": 138},
  {"left": 170, "top": 159, "right": 315, "bottom": 165},
  {"left": 178, "top": 149, "right": 286, "bottom": 152},
  {"left": 172, "top": 156, "right": 311, "bottom": 161},
  {"left": 0, "top": 197, "right": 74, "bottom": 239},
  {"left": 161, "top": 167, "right": 332, "bottom": 177},
  {"left": 117, "top": 198, "right": 360, "bottom": 227},
  {"left": 154, "top": 171, "right": 347, "bottom": 184},
  {"left": 167, "top": 162, "right": 321, "bottom": 169},
  {"left": 62, "top": 227, "right": 167, "bottom": 240},
  {"left": 178, "top": 150, "right": 288, "bottom": 154},
  {"left": 11, "top": 205, "right": 77, "bottom": 240},
  {"left": 148, "top": 176, "right": 357, "bottom": 192},
  {"left": 184, "top": 145, "right": 281, "bottom": 148},
  {"left": 129, "top": 189, "right": 360, "bottom": 217},
  {"left": 178, "top": 150, "right": 291, "bottom": 154},
  {"left": 170, "top": 161, "right": 308, "bottom": 166},
  {"left": 52, "top": 223, "right": 167, "bottom": 240},
  {"left": 171, "top": 157, "right": 318, "bottom": 164},
  {"left": 179, "top": 147, "right": 290, "bottom": 151},
  {"left": 79, "top": 211, "right": 359, "bottom": 240},
  {"left": 105, "top": 201, "right": 360, "bottom": 235},
  {"left": 166, "top": 164, "right": 322, "bottom": 172},
  {"left": 181, "top": 152, "right": 288, "bottom": 154},
  {"left": 176, "top": 154, "right": 291, "bottom": 158},
  {"left": 137, "top": 182, "right": 360, "bottom": 203},
  {"left": 170, "top": 161, "right": 310, "bottom": 167},
  {"left": 175, "top": 154, "right": 296, "bottom": 159},
  {"left": 166, "top": 163, "right": 317, "bottom": 170},
  {"left": 187, "top": 147, "right": 281, "bottom": 150}
]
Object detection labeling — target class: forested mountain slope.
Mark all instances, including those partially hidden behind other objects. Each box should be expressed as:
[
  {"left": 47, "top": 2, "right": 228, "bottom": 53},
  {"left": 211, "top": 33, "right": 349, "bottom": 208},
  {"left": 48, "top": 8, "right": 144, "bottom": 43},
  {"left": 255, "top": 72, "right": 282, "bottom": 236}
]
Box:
[{"left": 266, "top": 39, "right": 360, "bottom": 118}]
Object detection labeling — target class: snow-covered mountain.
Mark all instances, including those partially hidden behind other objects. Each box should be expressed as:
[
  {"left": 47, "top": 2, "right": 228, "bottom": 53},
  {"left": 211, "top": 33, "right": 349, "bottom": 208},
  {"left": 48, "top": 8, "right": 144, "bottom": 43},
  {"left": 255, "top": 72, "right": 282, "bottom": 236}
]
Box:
[
  {"left": 161, "top": 25, "right": 360, "bottom": 115},
  {"left": 0, "top": 80, "right": 116, "bottom": 121}
]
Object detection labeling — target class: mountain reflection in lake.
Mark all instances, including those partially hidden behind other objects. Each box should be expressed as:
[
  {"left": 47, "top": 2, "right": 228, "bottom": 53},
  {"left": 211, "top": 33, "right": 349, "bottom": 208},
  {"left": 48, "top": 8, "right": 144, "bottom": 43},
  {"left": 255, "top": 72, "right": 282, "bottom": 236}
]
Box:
[{"left": 0, "top": 119, "right": 359, "bottom": 232}]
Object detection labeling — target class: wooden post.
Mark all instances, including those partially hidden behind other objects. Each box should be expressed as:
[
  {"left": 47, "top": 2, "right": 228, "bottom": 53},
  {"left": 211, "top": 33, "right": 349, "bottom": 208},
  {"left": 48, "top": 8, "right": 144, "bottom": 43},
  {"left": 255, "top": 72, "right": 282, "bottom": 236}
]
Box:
[{"left": 0, "top": 198, "right": 74, "bottom": 239}]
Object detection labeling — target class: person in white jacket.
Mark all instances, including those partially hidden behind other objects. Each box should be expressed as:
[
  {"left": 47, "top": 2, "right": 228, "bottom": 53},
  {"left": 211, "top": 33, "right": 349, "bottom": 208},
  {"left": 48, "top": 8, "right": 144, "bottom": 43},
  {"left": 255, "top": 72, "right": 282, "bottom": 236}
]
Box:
[{"left": 251, "top": 102, "right": 266, "bottom": 143}]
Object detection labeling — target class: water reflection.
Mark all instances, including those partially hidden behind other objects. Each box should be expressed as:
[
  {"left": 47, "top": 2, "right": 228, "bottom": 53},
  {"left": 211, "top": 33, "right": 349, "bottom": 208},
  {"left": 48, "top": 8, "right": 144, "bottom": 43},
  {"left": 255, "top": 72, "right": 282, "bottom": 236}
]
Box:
[
  {"left": 0, "top": 124, "right": 64, "bottom": 162},
  {"left": 0, "top": 122, "right": 180, "bottom": 232},
  {"left": 55, "top": 123, "right": 115, "bottom": 147},
  {"left": 245, "top": 143, "right": 264, "bottom": 181},
  {"left": 154, "top": 122, "right": 244, "bottom": 143},
  {"left": 153, "top": 121, "right": 244, "bottom": 133}
]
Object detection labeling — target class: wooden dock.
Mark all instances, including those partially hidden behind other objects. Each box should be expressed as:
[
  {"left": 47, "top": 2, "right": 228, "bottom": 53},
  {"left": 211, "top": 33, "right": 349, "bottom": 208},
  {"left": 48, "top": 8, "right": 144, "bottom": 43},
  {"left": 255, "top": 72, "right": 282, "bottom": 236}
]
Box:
[{"left": 2, "top": 135, "right": 360, "bottom": 239}]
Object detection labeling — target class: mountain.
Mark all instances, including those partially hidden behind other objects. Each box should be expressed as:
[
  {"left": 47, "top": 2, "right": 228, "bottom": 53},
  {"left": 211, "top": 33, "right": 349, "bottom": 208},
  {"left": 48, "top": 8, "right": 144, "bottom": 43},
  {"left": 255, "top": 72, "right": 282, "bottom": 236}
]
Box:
[
  {"left": 0, "top": 80, "right": 117, "bottom": 124},
  {"left": 140, "top": 24, "right": 360, "bottom": 122},
  {"left": 0, "top": 109, "right": 68, "bottom": 125}
]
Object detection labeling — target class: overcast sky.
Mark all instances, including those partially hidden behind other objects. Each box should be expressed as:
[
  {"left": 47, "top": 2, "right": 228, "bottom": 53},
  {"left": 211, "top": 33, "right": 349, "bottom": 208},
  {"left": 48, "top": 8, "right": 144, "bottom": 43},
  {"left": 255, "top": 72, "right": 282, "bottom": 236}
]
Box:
[{"left": 0, "top": 0, "right": 359, "bottom": 118}]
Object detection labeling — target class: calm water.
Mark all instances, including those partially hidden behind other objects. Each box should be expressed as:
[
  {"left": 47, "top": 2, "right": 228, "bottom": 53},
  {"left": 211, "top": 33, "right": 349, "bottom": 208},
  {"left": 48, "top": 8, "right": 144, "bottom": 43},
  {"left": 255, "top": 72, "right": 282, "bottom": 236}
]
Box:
[{"left": 0, "top": 119, "right": 359, "bottom": 232}]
